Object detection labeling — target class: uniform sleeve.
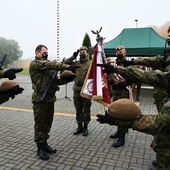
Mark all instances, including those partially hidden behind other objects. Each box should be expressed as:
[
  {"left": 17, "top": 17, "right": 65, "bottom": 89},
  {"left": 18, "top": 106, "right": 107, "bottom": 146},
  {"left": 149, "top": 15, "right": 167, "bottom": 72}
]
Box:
[
  {"left": 114, "top": 66, "right": 168, "bottom": 88},
  {"left": 115, "top": 115, "right": 166, "bottom": 136},
  {"left": 63, "top": 56, "right": 76, "bottom": 65},
  {"left": 29, "top": 60, "right": 69, "bottom": 71},
  {"left": 133, "top": 56, "right": 164, "bottom": 69}
]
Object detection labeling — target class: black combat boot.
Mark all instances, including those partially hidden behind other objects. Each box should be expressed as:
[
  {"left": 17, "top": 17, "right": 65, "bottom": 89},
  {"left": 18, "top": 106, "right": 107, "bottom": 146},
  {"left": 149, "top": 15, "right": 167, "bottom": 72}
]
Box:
[
  {"left": 73, "top": 122, "right": 83, "bottom": 135},
  {"left": 45, "top": 140, "right": 57, "bottom": 154},
  {"left": 112, "top": 132, "right": 125, "bottom": 148},
  {"left": 150, "top": 160, "right": 157, "bottom": 170},
  {"left": 37, "top": 142, "right": 49, "bottom": 160},
  {"left": 109, "top": 130, "right": 120, "bottom": 139},
  {"left": 82, "top": 123, "right": 88, "bottom": 136}
]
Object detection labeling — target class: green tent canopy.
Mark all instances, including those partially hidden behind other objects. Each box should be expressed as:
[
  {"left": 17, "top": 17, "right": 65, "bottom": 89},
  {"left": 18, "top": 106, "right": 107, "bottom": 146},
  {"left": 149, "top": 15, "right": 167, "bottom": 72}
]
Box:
[{"left": 89, "top": 27, "right": 166, "bottom": 57}]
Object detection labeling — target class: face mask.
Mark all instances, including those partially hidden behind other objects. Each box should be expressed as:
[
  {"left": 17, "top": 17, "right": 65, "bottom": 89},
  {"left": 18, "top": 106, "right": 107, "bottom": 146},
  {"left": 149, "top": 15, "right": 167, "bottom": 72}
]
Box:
[
  {"left": 80, "top": 54, "right": 87, "bottom": 59},
  {"left": 117, "top": 54, "right": 124, "bottom": 59},
  {"left": 42, "top": 53, "right": 48, "bottom": 59}
]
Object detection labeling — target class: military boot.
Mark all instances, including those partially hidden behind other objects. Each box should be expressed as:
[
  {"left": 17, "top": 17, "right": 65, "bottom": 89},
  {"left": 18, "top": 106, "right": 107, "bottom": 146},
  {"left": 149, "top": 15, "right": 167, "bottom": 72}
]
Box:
[
  {"left": 37, "top": 142, "right": 49, "bottom": 160},
  {"left": 73, "top": 122, "right": 83, "bottom": 135},
  {"left": 82, "top": 123, "right": 88, "bottom": 136},
  {"left": 150, "top": 160, "right": 157, "bottom": 170},
  {"left": 112, "top": 132, "right": 125, "bottom": 148},
  {"left": 45, "top": 140, "right": 57, "bottom": 154},
  {"left": 109, "top": 130, "right": 120, "bottom": 139}
]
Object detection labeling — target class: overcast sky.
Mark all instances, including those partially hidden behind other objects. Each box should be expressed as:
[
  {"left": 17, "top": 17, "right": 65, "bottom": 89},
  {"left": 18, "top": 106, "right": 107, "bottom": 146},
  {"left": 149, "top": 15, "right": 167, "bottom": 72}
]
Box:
[{"left": 1, "top": 0, "right": 170, "bottom": 61}]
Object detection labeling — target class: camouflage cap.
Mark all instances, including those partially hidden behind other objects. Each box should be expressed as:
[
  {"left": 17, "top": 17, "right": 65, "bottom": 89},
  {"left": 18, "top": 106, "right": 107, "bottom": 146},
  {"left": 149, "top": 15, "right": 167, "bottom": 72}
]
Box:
[
  {"left": 0, "top": 81, "right": 19, "bottom": 92},
  {"left": 160, "top": 101, "right": 170, "bottom": 124},
  {"left": 115, "top": 45, "right": 125, "bottom": 51}
]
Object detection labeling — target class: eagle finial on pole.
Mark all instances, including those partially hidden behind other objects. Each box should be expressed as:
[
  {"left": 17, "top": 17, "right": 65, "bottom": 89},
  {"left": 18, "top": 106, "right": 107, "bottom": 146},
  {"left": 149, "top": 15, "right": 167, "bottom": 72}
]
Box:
[{"left": 91, "top": 27, "right": 104, "bottom": 42}]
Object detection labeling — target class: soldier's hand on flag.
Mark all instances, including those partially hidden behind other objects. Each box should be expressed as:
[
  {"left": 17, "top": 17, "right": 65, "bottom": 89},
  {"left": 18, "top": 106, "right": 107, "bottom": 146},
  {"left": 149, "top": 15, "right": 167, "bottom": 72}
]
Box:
[
  {"left": 3, "top": 68, "right": 23, "bottom": 80},
  {"left": 96, "top": 111, "right": 115, "bottom": 125},
  {"left": 97, "top": 63, "right": 114, "bottom": 74}
]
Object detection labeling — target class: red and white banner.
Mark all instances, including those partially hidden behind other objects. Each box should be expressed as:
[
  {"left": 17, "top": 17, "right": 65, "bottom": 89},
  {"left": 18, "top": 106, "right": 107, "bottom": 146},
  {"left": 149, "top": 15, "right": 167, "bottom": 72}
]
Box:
[{"left": 80, "top": 42, "right": 111, "bottom": 107}]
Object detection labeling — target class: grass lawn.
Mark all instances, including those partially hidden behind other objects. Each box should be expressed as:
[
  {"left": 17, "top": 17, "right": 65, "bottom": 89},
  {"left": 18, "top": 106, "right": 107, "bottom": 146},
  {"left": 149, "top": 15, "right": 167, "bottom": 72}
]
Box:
[{"left": 20, "top": 68, "right": 29, "bottom": 74}]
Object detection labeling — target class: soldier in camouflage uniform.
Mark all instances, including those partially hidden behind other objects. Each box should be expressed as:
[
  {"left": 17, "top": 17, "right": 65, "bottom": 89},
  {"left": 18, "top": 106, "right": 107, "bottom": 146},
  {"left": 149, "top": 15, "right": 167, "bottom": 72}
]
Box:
[
  {"left": 107, "top": 45, "right": 131, "bottom": 148},
  {"left": 29, "top": 44, "right": 79, "bottom": 160},
  {"left": 130, "top": 63, "right": 145, "bottom": 101},
  {"left": 64, "top": 46, "right": 91, "bottom": 136},
  {"left": 116, "top": 27, "right": 170, "bottom": 113},
  {"left": 96, "top": 63, "right": 170, "bottom": 170}
]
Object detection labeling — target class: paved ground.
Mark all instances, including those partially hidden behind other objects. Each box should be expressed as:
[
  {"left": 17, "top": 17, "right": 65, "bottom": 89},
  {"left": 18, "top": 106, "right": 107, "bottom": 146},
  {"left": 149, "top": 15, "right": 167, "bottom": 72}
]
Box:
[{"left": 0, "top": 74, "right": 158, "bottom": 170}]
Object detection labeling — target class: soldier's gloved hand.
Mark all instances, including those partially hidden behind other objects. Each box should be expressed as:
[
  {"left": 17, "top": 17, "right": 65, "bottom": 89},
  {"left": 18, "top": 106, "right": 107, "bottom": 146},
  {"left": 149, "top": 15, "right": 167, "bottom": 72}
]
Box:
[
  {"left": 116, "top": 59, "right": 134, "bottom": 67},
  {"left": 3, "top": 68, "right": 23, "bottom": 80},
  {"left": 66, "top": 65, "right": 81, "bottom": 73},
  {"left": 73, "top": 49, "right": 80, "bottom": 59},
  {"left": 8, "top": 86, "right": 24, "bottom": 99},
  {"left": 126, "top": 79, "right": 134, "bottom": 85},
  {"left": 97, "top": 64, "right": 115, "bottom": 74},
  {"left": 96, "top": 111, "right": 116, "bottom": 125}
]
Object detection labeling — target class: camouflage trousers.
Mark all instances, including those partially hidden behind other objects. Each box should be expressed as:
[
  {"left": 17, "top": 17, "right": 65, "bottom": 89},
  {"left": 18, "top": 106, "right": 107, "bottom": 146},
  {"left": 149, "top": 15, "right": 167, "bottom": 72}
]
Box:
[
  {"left": 132, "top": 82, "right": 142, "bottom": 100},
  {"left": 73, "top": 91, "right": 91, "bottom": 123},
  {"left": 33, "top": 102, "right": 54, "bottom": 143},
  {"left": 152, "top": 87, "right": 166, "bottom": 113},
  {"left": 156, "top": 154, "right": 170, "bottom": 170}
]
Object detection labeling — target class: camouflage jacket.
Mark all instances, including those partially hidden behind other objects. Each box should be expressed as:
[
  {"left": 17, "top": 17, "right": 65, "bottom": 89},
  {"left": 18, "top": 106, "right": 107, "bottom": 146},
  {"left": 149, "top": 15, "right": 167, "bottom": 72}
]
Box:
[
  {"left": 64, "top": 55, "right": 91, "bottom": 92},
  {"left": 133, "top": 56, "right": 170, "bottom": 105},
  {"left": 133, "top": 54, "right": 170, "bottom": 72},
  {"left": 114, "top": 66, "right": 170, "bottom": 156},
  {"left": 107, "top": 56, "right": 129, "bottom": 100},
  {"left": 29, "top": 57, "right": 69, "bottom": 102}
]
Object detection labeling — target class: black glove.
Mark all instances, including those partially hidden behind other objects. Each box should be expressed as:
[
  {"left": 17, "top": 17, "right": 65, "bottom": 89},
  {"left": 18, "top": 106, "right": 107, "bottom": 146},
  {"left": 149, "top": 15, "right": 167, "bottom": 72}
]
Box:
[
  {"left": 3, "top": 68, "right": 23, "bottom": 80},
  {"left": 126, "top": 79, "right": 134, "bottom": 85},
  {"left": 8, "top": 86, "right": 24, "bottom": 99},
  {"left": 116, "top": 59, "right": 134, "bottom": 67},
  {"left": 97, "top": 64, "right": 115, "bottom": 74},
  {"left": 66, "top": 65, "right": 81, "bottom": 73},
  {"left": 73, "top": 49, "right": 80, "bottom": 59},
  {"left": 96, "top": 111, "right": 116, "bottom": 125}
]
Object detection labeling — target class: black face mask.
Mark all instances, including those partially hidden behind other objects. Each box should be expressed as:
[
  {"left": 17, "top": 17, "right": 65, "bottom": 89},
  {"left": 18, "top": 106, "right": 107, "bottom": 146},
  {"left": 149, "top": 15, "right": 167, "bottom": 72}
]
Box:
[{"left": 42, "top": 53, "right": 48, "bottom": 59}]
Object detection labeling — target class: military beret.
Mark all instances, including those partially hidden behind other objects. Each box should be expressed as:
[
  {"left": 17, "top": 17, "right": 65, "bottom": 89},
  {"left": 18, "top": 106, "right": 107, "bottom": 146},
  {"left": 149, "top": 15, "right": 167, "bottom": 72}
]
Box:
[
  {"left": 0, "top": 81, "right": 19, "bottom": 92},
  {"left": 60, "top": 70, "right": 75, "bottom": 77},
  {"left": 108, "top": 99, "right": 141, "bottom": 120}
]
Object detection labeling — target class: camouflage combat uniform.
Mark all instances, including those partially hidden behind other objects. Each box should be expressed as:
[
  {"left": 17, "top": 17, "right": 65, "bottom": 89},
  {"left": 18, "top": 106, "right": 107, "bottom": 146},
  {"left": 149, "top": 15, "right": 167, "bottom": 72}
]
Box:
[
  {"left": 107, "top": 57, "right": 129, "bottom": 129},
  {"left": 29, "top": 56, "right": 70, "bottom": 143},
  {"left": 64, "top": 55, "right": 91, "bottom": 123},
  {"left": 113, "top": 66, "right": 170, "bottom": 170},
  {"left": 132, "top": 55, "right": 170, "bottom": 112},
  {"left": 130, "top": 65, "right": 145, "bottom": 101}
]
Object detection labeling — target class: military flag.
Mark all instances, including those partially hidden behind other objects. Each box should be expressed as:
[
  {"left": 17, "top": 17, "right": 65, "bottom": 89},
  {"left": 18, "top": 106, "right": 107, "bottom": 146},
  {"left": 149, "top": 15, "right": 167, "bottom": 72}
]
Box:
[{"left": 80, "top": 29, "right": 111, "bottom": 107}]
